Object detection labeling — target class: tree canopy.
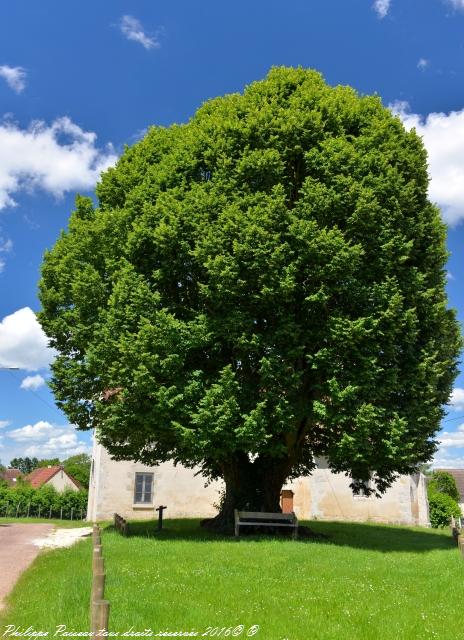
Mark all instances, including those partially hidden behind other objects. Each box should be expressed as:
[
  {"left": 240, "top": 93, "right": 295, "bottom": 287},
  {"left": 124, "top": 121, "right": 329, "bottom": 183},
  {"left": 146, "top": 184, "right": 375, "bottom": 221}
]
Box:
[
  {"left": 38, "top": 67, "right": 461, "bottom": 530},
  {"left": 428, "top": 470, "right": 460, "bottom": 503},
  {"left": 63, "top": 453, "right": 91, "bottom": 488},
  {"left": 9, "top": 457, "right": 39, "bottom": 474}
]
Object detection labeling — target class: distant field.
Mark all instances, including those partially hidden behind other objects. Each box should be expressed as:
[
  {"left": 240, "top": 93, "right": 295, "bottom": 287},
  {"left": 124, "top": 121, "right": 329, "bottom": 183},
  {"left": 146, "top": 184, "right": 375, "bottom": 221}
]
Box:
[{"left": 0, "top": 519, "right": 461, "bottom": 639}]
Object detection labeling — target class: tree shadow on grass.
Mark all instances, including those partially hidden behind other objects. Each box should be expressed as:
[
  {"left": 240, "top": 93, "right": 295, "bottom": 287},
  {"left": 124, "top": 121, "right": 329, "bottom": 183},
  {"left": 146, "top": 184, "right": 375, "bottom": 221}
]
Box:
[{"left": 106, "top": 517, "right": 456, "bottom": 553}]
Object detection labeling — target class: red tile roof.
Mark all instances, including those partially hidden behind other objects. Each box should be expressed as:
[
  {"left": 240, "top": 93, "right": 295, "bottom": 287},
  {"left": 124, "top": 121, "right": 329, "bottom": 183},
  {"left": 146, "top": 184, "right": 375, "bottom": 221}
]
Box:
[
  {"left": 24, "top": 466, "right": 81, "bottom": 489},
  {"left": 0, "top": 469, "right": 23, "bottom": 486}
]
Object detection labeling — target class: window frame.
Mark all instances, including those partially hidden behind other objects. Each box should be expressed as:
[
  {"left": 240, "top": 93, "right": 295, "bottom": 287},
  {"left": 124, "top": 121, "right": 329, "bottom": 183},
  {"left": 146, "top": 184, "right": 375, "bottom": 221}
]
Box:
[
  {"left": 133, "top": 472, "right": 154, "bottom": 506},
  {"left": 352, "top": 479, "right": 373, "bottom": 499}
]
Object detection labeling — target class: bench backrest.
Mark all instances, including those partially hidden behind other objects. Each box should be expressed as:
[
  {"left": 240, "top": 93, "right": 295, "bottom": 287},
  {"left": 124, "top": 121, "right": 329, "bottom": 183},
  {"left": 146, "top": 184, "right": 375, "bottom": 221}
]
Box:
[{"left": 236, "top": 510, "right": 296, "bottom": 522}]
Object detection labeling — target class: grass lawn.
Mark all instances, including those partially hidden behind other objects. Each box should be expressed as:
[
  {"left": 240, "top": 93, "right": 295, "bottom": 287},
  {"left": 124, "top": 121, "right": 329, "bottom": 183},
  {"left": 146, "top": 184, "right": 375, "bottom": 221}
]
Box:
[
  {"left": 0, "top": 516, "right": 89, "bottom": 527},
  {"left": 0, "top": 519, "right": 461, "bottom": 639}
]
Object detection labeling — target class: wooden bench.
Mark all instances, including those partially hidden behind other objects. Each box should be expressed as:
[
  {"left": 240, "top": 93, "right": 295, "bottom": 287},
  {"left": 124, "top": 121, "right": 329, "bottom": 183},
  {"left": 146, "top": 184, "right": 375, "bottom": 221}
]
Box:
[{"left": 234, "top": 510, "right": 298, "bottom": 539}]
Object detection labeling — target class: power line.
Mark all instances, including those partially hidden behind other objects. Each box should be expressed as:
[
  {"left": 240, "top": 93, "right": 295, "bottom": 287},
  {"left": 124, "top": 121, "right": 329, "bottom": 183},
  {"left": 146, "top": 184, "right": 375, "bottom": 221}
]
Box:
[
  {"left": 442, "top": 414, "right": 464, "bottom": 425},
  {"left": 6, "top": 369, "right": 65, "bottom": 419}
]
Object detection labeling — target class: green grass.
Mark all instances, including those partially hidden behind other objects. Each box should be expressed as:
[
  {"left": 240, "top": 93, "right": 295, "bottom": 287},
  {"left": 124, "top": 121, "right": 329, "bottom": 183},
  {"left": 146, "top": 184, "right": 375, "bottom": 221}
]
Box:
[
  {"left": 0, "top": 516, "right": 89, "bottom": 527},
  {"left": 0, "top": 519, "right": 461, "bottom": 639}
]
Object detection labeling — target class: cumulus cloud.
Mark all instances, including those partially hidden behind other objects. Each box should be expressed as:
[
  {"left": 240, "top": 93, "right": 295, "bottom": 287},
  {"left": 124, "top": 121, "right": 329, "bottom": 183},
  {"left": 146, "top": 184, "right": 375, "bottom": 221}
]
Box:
[
  {"left": 0, "top": 116, "right": 117, "bottom": 210},
  {"left": 373, "top": 0, "right": 391, "bottom": 18},
  {"left": 25, "top": 432, "right": 89, "bottom": 458},
  {"left": 8, "top": 419, "right": 57, "bottom": 441},
  {"left": 0, "top": 66, "right": 26, "bottom": 93},
  {"left": 0, "top": 307, "right": 56, "bottom": 370},
  {"left": 392, "top": 102, "right": 464, "bottom": 225},
  {"left": 417, "top": 58, "right": 429, "bottom": 71},
  {"left": 0, "top": 420, "right": 10, "bottom": 429},
  {"left": 20, "top": 374, "right": 46, "bottom": 391},
  {"left": 6, "top": 420, "right": 90, "bottom": 459},
  {"left": 437, "top": 424, "right": 464, "bottom": 449},
  {"left": 432, "top": 423, "right": 464, "bottom": 468},
  {"left": 449, "top": 388, "right": 464, "bottom": 412},
  {"left": 119, "top": 15, "right": 160, "bottom": 50},
  {"left": 432, "top": 453, "right": 464, "bottom": 469}
]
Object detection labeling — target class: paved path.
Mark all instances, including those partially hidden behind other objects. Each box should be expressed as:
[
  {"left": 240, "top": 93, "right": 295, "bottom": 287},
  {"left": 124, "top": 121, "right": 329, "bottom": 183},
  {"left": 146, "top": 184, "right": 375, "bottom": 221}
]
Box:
[{"left": 0, "top": 523, "right": 54, "bottom": 610}]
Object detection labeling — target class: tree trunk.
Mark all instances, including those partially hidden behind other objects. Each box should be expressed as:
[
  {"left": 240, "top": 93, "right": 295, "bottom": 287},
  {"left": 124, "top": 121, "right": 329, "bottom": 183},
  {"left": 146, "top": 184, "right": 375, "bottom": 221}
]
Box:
[{"left": 201, "top": 456, "right": 289, "bottom": 534}]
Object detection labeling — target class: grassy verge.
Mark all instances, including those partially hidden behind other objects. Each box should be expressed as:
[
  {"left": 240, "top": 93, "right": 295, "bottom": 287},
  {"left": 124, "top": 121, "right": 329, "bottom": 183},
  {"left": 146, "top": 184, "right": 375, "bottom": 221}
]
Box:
[
  {"left": 0, "top": 519, "right": 461, "bottom": 639},
  {"left": 0, "top": 516, "right": 89, "bottom": 528}
]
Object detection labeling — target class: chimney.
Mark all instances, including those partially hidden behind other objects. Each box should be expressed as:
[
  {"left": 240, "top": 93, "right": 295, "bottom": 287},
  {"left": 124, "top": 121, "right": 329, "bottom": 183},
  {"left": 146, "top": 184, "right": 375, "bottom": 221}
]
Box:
[{"left": 281, "top": 489, "right": 294, "bottom": 513}]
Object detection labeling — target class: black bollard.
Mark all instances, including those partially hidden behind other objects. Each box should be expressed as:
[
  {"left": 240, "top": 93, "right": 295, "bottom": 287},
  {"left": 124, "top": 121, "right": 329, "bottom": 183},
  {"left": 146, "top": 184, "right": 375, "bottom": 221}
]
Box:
[{"left": 155, "top": 505, "right": 167, "bottom": 531}]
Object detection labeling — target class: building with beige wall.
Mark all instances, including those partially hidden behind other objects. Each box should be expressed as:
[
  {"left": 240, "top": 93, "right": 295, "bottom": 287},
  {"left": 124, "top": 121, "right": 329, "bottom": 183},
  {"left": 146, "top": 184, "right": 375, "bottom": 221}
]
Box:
[
  {"left": 87, "top": 440, "right": 222, "bottom": 521},
  {"left": 87, "top": 438, "right": 430, "bottom": 525},
  {"left": 283, "top": 459, "right": 429, "bottom": 525},
  {"left": 25, "top": 465, "right": 81, "bottom": 491}
]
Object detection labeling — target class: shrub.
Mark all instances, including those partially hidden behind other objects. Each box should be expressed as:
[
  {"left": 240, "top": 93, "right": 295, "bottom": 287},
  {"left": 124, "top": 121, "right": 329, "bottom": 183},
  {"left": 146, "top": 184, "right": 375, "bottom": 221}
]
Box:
[
  {"left": 428, "top": 492, "right": 461, "bottom": 528},
  {"left": 0, "top": 485, "right": 88, "bottom": 519},
  {"left": 428, "top": 471, "right": 460, "bottom": 502}
]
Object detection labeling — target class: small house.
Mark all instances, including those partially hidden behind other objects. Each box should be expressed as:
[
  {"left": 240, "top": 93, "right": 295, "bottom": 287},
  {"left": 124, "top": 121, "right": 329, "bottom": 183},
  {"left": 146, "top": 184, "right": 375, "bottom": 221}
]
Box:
[
  {"left": 0, "top": 468, "right": 23, "bottom": 487},
  {"left": 25, "top": 465, "right": 81, "bottom": 492}
]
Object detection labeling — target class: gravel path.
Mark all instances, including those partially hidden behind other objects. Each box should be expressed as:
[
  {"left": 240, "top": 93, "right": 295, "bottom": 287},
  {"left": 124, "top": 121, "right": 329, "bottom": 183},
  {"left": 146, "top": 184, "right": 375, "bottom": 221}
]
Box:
[{"left": 0, "top": 523, "right": 54, "bottom": 610}]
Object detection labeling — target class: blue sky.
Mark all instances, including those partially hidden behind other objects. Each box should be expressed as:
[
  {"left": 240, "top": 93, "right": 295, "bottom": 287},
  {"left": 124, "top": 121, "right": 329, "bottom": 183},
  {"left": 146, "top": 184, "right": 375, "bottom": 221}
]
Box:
[{"left": 0, "top": 0, "right": 463, "bottom": 467}]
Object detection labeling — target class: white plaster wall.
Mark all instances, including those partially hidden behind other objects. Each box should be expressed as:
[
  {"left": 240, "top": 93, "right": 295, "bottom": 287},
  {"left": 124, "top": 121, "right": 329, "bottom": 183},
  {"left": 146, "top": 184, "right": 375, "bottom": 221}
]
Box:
[
  {"left": 46, "top": 469, "right": 79, "bottom": 492},
  {"left": 284, "top": 467, "right": 429, "bottom": 526},
  {"left": 87, "top": 441, "right": 223, "bottom": 521},
  {"left": 87, "top": 437, "right": 429, "bottom": 526}
]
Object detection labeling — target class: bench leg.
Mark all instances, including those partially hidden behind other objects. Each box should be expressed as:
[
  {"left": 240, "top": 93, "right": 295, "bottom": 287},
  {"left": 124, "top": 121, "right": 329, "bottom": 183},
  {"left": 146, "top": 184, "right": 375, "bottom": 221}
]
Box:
[{"left": 235, "top": 523, "right": 240, "bottom": 538}]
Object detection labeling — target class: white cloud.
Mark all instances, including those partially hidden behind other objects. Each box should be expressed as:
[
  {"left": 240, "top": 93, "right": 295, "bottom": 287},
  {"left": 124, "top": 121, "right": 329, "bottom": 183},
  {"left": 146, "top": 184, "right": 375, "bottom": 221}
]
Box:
[
  {"left": 392, "top": 102, "right": 464, "bottom": 225},
  {"left": 449, "top": 388, "right": 464, "bottom": 411},
  {"left": 0, "top": 116, "right": 117, "bottom": 210},
  {"left": 0, "top": 420, "right": 10, "bottom": 429},
  {"left": 0, "top": 237, "right": 12, "bottom": 274},
  {"left": 417, "top": 58, "right": 429, "bottom": 71},
  {"left": 25, "top": 432, "right": 89, "bottom": 458},
  {"left": 0, "top": 307, "right": 56, "bottom": 370},
  {"left": 373, "top": 0, "right": 391, "bottom": 18},
  {"left": 0, "top": 238, "right": 12, "bottom": 253},
  {"left": 438, "top": 424, "right": 464, "bottom": 449},
  {"left": 119, "top": 15, "right": 160, "bottom": 50},
  {"left": 6, "top": 420, "right": 90, "bottom": 459},
  {"left": 8, "top": 420, "right": 58, "bottom": 442},
  {"left": 20, "top": 374, "right": 46, "bottom": 391},
  {"left": 0, "top": 66, "right": 26, "bottom": 93},
  {"left": 432, "top": 453, "right": 464, "bottom": 469},
  {"left": 432, "top": 424, "right": 464, "bottom": 468},
  {"left": 448, "top": 0, "right": 464, "bottom": 9}
]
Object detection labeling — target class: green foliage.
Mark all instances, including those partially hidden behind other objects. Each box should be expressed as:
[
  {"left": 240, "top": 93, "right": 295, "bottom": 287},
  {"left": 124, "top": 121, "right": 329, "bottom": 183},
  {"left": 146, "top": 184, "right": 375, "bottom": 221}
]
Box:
[
  {"left": 9, "top": 457, "right": 39, "bottom": 474},
  {"left": 36, "top": 458, "right": 60, "bottom": 468},
  {"left": 38, "top": 67, "right": 462, "bottom": 500},
  {"left": 428, "top": 470, "right": 460, "bottom": 502},
  {"left": 428, "top": 492, "right": 461, "bottom": 528},
  {"left": 0, "top": 484, "right": 88, "bottom": 519},
  {"left": 63, "top": 453, "right": 91, "bottom": 488}
]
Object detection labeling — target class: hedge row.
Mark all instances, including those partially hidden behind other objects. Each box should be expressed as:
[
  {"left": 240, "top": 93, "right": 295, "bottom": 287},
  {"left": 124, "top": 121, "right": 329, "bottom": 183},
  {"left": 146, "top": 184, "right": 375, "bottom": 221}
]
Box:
[{"left": 0, "top": 485, "right": 88, "bottom": 519}]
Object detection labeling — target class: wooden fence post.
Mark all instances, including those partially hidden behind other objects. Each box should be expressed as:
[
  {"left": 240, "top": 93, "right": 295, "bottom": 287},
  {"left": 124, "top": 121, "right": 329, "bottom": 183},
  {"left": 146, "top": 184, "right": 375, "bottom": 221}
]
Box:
[
  {"left": 92, "top": 600, "right": 110, "bottom": 638},
  {"left": 90, "top": 522, "right": 109, "bottom": 637}
]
